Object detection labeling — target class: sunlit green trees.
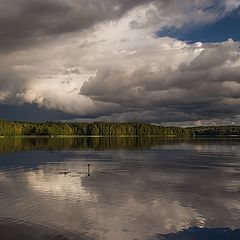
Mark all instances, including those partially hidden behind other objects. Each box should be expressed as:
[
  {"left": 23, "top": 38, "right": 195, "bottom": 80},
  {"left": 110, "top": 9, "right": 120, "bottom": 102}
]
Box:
[{"left": 0, "top": 119, "right": 239, "bottom": 136}]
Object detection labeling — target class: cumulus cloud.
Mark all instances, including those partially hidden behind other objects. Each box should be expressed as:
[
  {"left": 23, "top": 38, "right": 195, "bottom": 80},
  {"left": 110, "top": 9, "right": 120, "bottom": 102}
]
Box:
[
  {"left": 1, "top": 0, "right": 237, "bottom": 52},
  {"left": 0, "top": 0, "right": 240, "bottom": 123}
]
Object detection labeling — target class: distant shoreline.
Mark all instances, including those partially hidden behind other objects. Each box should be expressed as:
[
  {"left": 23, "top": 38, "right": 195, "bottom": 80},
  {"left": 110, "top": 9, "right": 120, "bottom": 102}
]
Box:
[
  {"left": 0, "top": 135, "right": 240, "bottom": 138},
  {"left": 0, "top": 120, "right": 239, "bottom": 137}
]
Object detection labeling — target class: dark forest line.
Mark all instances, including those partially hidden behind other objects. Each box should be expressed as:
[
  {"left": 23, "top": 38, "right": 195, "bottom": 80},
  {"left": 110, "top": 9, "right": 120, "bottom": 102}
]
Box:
[{"left": 0, "top": 120, "right": 240, "bottom": 137}]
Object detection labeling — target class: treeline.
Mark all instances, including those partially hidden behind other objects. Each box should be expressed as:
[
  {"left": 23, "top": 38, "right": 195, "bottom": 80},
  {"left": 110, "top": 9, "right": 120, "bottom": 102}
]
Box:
[
  {"left": 188, "top": 126, "right": 240, "bottom": 136},
  {"left": 0, "top": 120, "right": 239, "bottom": 136},
  {"left": 0, "top": 120, "right": 189, "bottom": 136}
]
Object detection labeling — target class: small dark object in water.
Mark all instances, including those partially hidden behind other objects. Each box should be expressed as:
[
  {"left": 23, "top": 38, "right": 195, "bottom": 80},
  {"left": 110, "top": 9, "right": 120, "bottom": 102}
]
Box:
[
  {"left": 59, "top": 171, "right": 71, "bottom": 175},
  {"left": 88, "top": 164, "right": 90, "bottom": 176}
]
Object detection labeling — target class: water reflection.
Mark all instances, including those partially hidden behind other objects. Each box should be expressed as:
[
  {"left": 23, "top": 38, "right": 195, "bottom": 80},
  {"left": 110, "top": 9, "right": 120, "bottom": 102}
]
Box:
[
  {"left": 0, "top": 137, "right": 239, "bottom": 240},
  {"left": 0, "top": 136, "right": 240, "bottom": 154},
  {"left": 0, "top": 219, "right": 86, "bottom": 240}
]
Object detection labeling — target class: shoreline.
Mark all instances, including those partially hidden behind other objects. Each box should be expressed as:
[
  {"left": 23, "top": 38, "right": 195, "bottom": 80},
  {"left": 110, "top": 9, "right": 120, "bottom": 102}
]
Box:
[{"left": 0, "top": 135, "right": 240, "bottom": 139}]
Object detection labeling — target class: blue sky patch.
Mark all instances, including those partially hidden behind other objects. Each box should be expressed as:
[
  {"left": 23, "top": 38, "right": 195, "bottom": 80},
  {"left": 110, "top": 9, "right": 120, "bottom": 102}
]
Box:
[{"left": 158, "top": 7, "right": 240, "bottom": 43}]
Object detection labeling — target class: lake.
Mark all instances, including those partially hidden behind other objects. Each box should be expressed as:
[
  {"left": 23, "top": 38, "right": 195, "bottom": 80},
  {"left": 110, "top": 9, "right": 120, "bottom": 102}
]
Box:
[{"left": 0, "top": 137, "right": 240, "bottom": 240}]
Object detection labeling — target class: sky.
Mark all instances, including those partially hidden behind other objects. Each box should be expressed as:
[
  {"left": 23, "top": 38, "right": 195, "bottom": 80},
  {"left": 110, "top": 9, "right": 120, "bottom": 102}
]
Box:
[{"left": 0, "top": 0, "right": 240, "bottom": 125}]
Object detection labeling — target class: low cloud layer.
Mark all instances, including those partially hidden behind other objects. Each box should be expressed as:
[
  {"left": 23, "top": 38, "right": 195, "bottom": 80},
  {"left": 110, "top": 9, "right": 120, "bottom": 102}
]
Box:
[{"left": 0, "top": 0, "right": 240, "bottom": 123}]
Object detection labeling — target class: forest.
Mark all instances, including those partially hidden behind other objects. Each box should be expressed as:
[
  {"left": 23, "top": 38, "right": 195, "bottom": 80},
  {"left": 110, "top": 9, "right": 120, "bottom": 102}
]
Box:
[{"left": 0, "top": 119, "right": 239, "bottom": 136}]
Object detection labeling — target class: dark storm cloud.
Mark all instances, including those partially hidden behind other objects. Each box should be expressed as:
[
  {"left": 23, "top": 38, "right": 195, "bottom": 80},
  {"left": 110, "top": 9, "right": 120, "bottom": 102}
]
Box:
[
  {"left": 0, "top": 103, "right": 73, "bottom": 122},
  {"left": 0, "top": 0, "right": 153, "bottom": 52}
]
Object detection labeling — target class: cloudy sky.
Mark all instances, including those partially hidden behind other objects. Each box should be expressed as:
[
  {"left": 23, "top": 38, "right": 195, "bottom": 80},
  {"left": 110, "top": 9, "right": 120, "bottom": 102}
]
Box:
[{"left": 0, "top": 0, "right": 240, "bottom": 124}]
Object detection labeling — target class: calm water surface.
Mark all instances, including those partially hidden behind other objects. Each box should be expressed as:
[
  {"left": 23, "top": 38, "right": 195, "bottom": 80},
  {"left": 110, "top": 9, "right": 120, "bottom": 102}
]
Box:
[{"left": 0, "top": 137, "right": 240, "bottom": 240}]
